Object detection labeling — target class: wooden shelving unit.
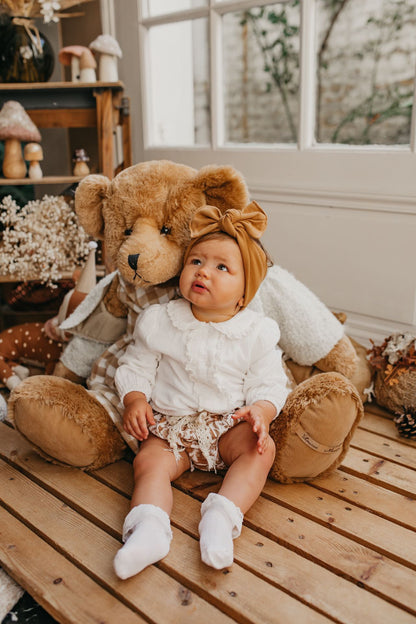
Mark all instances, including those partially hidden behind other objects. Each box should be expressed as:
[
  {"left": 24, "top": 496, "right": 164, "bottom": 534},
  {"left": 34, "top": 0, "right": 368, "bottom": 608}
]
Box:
[
  {"left": 0, "top": 81, "right": 132, "bottom": 181},
  {"left": 0, "top": 81, "right": 132, "bottom": 327}
]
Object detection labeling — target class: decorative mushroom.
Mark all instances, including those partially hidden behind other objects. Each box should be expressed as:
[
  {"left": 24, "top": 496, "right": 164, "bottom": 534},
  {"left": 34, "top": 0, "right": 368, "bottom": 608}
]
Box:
[
  {"left": 58, "top": 45, "right": 91, "bottom": 82},
  {"left": 89, "top": 34, "right": 122, "bottom": 82},
  {"left": 79, "top": 48, "right": 97, "bottom": 83},
  {"left": 72, "top": 148, "right": 90, "bottom": 176},
  {"left": 0, "top": 101, "right": 41, "bottom": 179},
  {"left": 23, "top": 143, "right": 44, "bottom": 180}
]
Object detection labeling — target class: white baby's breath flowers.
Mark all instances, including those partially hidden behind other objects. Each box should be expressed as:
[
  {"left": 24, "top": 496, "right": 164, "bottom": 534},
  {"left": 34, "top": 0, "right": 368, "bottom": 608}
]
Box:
[
  {"left": 382, "top": 332, "right": 416, "bottom": 365},
  {"left": 39, "top": 0, "right": 61, "bottom": 23},
  {"left": 0, "top": 194, "right": 90, "bottom": 286}
]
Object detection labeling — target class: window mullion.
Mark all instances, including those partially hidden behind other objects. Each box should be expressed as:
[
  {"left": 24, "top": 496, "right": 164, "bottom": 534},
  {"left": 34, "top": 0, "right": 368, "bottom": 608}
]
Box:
[
  {"left": 298, "top": 0, "right": 316, "bottom": 150},
  {"left": 210, "top": 7, "right": 224, "bottom": 149},
  {"left": 410, "top": 59, "right": 416, "bottom": 153}
]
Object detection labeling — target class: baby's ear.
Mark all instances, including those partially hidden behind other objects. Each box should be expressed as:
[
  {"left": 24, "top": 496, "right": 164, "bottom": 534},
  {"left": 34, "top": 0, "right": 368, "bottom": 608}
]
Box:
[
  {"left": 75, "top": 174, "right": 111, "bottom": 240},
  {"left": 194, "top": 165, "right": 249, "bottom": 212}
]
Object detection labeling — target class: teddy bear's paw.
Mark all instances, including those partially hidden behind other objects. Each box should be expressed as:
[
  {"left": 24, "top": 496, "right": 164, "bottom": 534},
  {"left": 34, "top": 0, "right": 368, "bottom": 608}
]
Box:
[
  {"left": 269, "top": 372, "right": 364, "bottom": 483},
  {"left": 8, "top": 375, "right": 126, "bottom": 470}
]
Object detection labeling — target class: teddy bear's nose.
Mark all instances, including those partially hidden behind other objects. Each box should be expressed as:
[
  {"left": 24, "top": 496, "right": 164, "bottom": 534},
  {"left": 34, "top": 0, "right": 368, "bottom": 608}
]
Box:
[{"left": 128, "top": 253, "right": 140, "bottom": 271}]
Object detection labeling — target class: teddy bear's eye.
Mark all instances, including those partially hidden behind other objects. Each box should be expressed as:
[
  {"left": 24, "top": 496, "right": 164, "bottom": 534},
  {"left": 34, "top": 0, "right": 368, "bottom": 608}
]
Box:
[
  {"left": 160, "top": 225, "right": 171, "bottom": 235},
  {"left": 124, "top": 228, "right": 132, "bottom": 236}
]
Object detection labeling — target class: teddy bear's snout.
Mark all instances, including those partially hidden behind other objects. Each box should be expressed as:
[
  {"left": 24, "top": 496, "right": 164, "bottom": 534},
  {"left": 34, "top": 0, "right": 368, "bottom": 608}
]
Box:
[{"left": 128, "top": 253, "right": 140, "bottom": 272}]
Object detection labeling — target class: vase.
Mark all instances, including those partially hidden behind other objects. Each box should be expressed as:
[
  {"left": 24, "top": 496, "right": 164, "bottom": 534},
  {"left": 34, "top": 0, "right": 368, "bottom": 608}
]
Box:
[{"left": 0, "top": 16, "right": 54, "bottom": 83}]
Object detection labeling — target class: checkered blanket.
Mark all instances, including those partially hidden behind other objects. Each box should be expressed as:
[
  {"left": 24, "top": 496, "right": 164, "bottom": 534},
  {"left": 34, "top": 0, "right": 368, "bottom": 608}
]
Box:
[{"left": 87, "top": 275, "right": 178, "bottom": 452}]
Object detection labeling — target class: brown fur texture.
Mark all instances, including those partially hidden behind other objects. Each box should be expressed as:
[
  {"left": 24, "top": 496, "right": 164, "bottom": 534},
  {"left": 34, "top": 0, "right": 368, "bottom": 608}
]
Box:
[
  {"left": 9, "top": 376, "right": 125, "bottom": 470},
  {"left": 269, "top": 373, "right": 364, "bottom": 483},
  {"left": 9, "top": 159, "right": 363, "bottom": 482}
]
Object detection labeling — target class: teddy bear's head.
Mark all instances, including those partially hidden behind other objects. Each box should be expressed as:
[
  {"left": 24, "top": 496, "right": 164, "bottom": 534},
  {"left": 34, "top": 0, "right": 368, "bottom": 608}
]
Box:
[{"left": 75, "top": 160, "right": 249, "bottom": 287}]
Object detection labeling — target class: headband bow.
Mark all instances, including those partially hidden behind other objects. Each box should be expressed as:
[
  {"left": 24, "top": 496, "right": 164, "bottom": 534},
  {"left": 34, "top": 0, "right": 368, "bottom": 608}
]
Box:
[
  {"left": 185, "top": 200, "right": 268, "bottom": 308},
  {"left": 190, "top": 201, "right": 267, "bottom": 241}
]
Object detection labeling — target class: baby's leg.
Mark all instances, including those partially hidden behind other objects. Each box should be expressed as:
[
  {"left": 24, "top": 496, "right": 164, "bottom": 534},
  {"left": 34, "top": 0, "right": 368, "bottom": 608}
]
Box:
[
  {"left": 199, "top": 422, "right": 275, "bottom": 569},
  {"left": 114, "top": 435, "right": 190, "bottom": 579}
]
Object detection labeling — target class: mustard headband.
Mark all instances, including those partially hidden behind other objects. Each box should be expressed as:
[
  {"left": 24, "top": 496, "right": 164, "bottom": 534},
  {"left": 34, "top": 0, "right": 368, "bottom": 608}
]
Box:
[{"left": 184, "top": 200, "right": 268, "bottom": 307}]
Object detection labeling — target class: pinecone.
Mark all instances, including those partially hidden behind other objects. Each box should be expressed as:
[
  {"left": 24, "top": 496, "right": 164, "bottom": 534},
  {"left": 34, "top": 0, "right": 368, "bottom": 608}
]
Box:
[{"left": 394, "top": 411, "right": 416, "bottom": 439}]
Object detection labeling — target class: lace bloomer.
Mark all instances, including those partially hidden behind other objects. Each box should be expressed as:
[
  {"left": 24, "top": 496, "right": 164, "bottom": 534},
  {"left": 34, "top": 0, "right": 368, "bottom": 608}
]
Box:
[{"left": 149, "top": 410, "right": 240, "bottom": 472}]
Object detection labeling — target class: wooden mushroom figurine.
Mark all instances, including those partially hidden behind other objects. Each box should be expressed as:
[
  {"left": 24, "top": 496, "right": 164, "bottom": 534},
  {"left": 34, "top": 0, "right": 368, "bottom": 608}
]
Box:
[
  {"left": 58, "top": 46, "right": 90, "bottom": 82},
  {"left": 24, "top": 143, "right": 44, "bottom": 180},
  {"left": 89, "top": 34, "right": 122, "bottom": 82},
  {"left": 79, "top": 49, "right": 97, "bottom": 83},
  {"left": 72, "top": 148, "right": 90, "bottom": 176},
  {"left": 0, "top": 101, "right": 41, "bottom": 179}
]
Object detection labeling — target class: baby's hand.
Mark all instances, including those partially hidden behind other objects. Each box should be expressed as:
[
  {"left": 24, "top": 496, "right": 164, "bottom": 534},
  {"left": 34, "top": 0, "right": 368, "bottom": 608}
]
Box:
[
  {"left": 233, "top": 403, "right": 271, "bottom": 454},
  {"left": 122, "top": 392, "right": 155, "bottom": 441}
]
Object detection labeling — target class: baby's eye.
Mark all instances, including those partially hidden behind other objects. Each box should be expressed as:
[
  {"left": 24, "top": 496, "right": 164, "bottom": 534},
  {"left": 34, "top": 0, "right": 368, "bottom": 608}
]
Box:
[
  {"left": 191, "top": 258, "right": 201, "bottom": 265},
  {"left": 217, "top": 264, "right": 228, "bottom": 272}
]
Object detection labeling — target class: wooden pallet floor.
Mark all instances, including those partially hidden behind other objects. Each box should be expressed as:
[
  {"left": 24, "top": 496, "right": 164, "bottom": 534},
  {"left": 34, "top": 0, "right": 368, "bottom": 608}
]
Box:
[{"left": 0, "top": 404, "right": 415, "bottom": 624}]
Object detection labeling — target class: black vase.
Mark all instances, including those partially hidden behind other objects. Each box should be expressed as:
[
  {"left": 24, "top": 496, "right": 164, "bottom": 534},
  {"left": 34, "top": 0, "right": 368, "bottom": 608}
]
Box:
[{"left": 0, "top": 15, "right": 54, "bottom": 83}]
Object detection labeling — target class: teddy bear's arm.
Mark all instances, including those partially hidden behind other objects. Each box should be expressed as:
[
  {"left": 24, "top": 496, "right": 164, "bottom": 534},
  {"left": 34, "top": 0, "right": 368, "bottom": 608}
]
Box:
[
  {"left": 314, "top": 335, "right": 358, "bottom": 378},
  {"left": 103, "top": 274, "right": 128, "bottom": 317}
]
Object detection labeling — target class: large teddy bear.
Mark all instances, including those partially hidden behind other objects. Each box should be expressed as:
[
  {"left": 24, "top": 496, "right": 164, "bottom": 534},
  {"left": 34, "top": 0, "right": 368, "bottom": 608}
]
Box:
[{"left": 9, "top": 160, "right": 370, "bottom": 483}]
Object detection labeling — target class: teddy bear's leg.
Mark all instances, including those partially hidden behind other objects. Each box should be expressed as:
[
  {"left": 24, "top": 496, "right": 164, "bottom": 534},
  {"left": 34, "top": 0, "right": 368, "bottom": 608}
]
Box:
[
  {"left": 8, "top": 376, "right": 126, "bottom": 470},
  {"left": 269, "top": 372, "right": 363, "bottom": 483}
]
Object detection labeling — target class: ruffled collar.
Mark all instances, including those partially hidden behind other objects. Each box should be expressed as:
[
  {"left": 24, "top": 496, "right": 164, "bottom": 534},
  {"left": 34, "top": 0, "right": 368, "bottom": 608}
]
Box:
[{"left": 167, "top": 298, "right": 259, "bottom": 338}]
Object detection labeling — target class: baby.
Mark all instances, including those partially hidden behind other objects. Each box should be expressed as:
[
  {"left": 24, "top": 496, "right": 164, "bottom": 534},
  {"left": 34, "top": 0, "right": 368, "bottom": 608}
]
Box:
[{"left": 113, "top": 201, "right": 291, "bottom": 578}]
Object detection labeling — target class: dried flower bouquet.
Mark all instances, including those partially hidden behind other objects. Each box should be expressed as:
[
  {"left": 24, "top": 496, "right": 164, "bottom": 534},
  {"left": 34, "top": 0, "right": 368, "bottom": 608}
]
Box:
[
  {"left": 0, "top": 0, "right": 92, "bottom": 23},
  {"left": 0, "top": 194, "right": 90, "bottom": 285}
]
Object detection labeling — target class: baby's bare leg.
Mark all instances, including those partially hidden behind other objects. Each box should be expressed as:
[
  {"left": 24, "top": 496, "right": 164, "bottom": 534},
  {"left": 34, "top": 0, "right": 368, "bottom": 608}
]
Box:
[
  {"left": 218, "top": 421, "right": 275, "bottom": 513},
  {"left": 114, "top": 435, "right": 190, "bottom": 579},
  {"left": 131, "top": 434, "right": 190, "bottom": 514}
]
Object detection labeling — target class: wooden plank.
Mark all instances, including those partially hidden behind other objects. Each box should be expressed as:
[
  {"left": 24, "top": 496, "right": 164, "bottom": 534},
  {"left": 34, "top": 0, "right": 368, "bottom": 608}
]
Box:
[
  {"left": 261, "top": 480, "right": 416, "bottom": 569},
  {"left": 341, "top": 447, "right": 416, "bottom": 496},
  {"left": 94, "top": 463, "right": 416, "bottom": 624},
  {"left": 0, "top": 176, "right": 84, "bottom": 186},
  {"left": 0, "top": 461, "right": 237, "bottom": 624},
  {"left": 360, "top": 412, "right": 416, "bottom": 448},
  {"left": 0, "top": 508, "right": 145, "bottom": 624},
  {"left": 175, "top": 471, "right": 416, "bottom": 614},
  {"left": 311, "top": 470, "right": 416, "bottom": 531},
  {"left": 27, "top": 109, "right": 97, "bottom": 128},
  {"left": 351, "top": 429, "right": 416, "bottom": 469},
  {"left": 0, "top": 81, "right": 124, "bottom": 91},
  {"left": 0, "top": 460, "right": 332, "bottom": 624}
]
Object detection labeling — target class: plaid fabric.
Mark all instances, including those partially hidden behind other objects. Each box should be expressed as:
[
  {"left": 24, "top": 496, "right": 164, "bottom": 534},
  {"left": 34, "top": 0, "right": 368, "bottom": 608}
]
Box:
[{"left": 87, "top": 275, "right": 179, "bottom": 453}]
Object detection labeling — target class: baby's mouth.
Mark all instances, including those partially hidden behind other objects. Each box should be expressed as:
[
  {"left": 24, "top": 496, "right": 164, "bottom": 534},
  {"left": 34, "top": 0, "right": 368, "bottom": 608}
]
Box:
[{"left": 192, "top": 281, "right": 207, "bottom": 292}]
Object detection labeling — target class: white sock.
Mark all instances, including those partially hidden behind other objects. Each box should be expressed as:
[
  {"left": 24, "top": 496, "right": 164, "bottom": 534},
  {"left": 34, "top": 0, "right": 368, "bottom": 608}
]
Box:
[
  {"left": 113, "top": 504, "right": 172, "bottom": 580},
  {"left": 199, "top": 493, "right": 243, "bottom": 570}
]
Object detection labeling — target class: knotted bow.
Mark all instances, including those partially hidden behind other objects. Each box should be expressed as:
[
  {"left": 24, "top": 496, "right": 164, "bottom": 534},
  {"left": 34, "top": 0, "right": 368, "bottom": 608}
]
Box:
[
  {"left": 190, "top": 201, "right": 267, "bottom": 241},
  {"left": 185, "top": 201, "right": 269, "bottom": 308}
]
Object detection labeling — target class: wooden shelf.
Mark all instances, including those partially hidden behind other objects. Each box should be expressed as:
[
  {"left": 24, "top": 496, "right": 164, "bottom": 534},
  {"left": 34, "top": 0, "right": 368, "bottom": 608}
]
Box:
[
  {"left": 0, "top": 176, "right": 84, "bottom": 186},
  {"left": 0, "top": 81, "right": 132, "bottom": 180},
  {"left": 0, "top": 80, "right": 124, "bottom": 91}
]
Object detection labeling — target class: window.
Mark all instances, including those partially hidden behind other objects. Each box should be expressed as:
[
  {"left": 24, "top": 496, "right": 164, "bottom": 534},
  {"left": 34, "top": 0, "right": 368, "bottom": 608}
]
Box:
[{"left": 138, "top": 0, "right": 416, "bottom": 149}]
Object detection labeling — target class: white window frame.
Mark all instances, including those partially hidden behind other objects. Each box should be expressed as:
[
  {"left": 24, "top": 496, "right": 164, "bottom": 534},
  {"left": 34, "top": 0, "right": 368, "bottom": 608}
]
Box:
[{"left": 120, "top": 0, "right": 416, "bottom": 198}]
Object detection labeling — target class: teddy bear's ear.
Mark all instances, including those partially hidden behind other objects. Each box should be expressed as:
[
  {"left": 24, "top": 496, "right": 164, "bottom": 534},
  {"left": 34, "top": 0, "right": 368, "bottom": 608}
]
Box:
[
  {"left": 75, "top": 174, "right": 111, "bottom": 240},
  {"left": 194, "top": 165, "right": 249, "bottom": 211}
]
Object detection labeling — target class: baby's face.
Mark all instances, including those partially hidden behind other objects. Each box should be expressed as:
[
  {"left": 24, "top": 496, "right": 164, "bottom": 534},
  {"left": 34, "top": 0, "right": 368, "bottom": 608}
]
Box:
[{"left": 179, "top": 237, "right": 245, "bottom": 323}]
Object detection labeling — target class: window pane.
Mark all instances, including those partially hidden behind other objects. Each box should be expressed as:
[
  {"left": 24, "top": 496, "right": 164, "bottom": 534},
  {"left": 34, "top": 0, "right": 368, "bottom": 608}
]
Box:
[
  {"left": 144, "top": 0, "right": 207, "bottom": 18},
  {"left": 223, "top": 2, "right": 300, "bottom": 144},
  {"left": 148, "top": 19, "right": 210, "bottom": 146},
  {"left": 316, "top": 0, "right": 416, "bottom": 145}
]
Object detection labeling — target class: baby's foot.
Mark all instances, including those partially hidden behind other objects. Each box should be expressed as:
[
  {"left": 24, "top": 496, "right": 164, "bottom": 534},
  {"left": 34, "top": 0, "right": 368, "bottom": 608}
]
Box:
[{"left": 114, "top": 504, "right": 172, "bottom": 579}]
